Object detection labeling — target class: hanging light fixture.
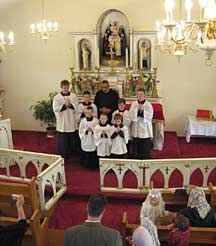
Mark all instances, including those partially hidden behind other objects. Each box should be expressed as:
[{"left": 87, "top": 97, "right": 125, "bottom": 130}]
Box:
[
  {"left": 30, "top": 0, "right": 58, "bottom": 40},
  {"left": 156, "top": 0, "right": 216, "bottom": 63},
  {"left": 0, "top": 32, "right": 15, "bottom": 53}
]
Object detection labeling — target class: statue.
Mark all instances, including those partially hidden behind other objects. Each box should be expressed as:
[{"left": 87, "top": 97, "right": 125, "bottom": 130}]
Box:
[
  {"left": 82, "top": 44, "right": 90, "bottom": 70},
  {"left": 102, "top": 22, "right": 126, "bottom": 58},
  {"left": 140, "top": 42, "right": 149, "bottom": 70}
]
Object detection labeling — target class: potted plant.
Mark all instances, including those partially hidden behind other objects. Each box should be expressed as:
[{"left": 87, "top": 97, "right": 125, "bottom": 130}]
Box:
[{"left": 30, "top": 92, "right": 57, "bottom": 138}]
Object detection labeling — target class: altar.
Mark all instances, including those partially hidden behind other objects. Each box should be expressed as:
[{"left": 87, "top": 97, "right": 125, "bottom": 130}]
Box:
[{"left": 67, "top": 8, "right": 164, "bottom": 150}]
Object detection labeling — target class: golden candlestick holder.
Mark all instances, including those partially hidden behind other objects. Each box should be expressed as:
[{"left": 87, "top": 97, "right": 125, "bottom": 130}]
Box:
[
  {"left": 69, "top": 67, "right": 76, "bottom": 93},
  {"left": 151, "top": 66, "right": 159, "bottom": 98}
]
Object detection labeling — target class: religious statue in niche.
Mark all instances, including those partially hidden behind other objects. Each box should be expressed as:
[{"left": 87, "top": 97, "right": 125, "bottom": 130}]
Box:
[
  {"left": 79, "top": 40, "right": 92, "bottom": 70},
  {"left": 82, "top": 44, "right": 90, "bottom": 70},
  {"left": 102, "top": 21, "right": 127, "bottom": 66},
  {"left": 138, "top": 39, "right": 151, "bottom": 70}
]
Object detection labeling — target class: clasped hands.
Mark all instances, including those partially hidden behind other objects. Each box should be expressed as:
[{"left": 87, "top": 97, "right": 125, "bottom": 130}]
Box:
[
  {"left": 99, "top": 107, "right": 111, "bottom": 114},
  {"left": 65, "top": 98, "right": 71, "bottom": 107}
]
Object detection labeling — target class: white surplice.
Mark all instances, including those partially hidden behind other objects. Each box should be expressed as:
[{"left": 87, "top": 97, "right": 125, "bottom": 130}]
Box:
[
  {"left": 76, "top": 102, "right": 98, "bottom": 123},
  {"left": 94, "top": 124, "right": 112, "bottom": 157},
  {"left": 110, "top": 125, "right": 129, "bottom": 155},
  {"left": 53, "top": 92, "right": 78, "bottom": 132},
  {"left": 129, "top": 100, "right": 153, "bottom": 139},
  {"left": 79, "top": 117, "right": 99, "bottom": 152},
  {"left": 111, "top": 109, "right": 131, "bottom": 139}
]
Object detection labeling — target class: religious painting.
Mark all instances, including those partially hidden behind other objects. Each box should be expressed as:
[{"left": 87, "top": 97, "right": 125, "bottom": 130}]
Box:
[
  {"left": 78, "top": 39, "right": 92, "bottom": 70},
  {"left": 97, "top": 9, "right": 130, "bottom": 67},
  {"left": 138, "top": 38, "right": 151, "bottom": 71}
]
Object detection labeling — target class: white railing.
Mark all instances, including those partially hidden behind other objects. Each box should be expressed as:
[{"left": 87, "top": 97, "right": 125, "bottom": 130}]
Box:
[
  {"left": 0, "top": 148, "right": 66, "bottom": 210},
  {"left": 0, "top": 119, "right": 13, "bottom": 149},
  {"left": 99, "top": 158, "right": 216, "bottom": 193}
]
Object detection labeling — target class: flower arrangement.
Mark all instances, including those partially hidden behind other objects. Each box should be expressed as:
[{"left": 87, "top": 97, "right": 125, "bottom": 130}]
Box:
[
  {"left": 127, "top": 73, "right": 157, "bottom": 97},
  {"left": 72, "top": 74, "right": 100, "bottom": 95}
]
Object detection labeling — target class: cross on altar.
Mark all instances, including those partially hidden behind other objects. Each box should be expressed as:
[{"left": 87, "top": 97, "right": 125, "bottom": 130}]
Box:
[
  {"left": 165, "top": 167, "right": 170, "bottom": 175},
  {"left": 204, "top": 166, "right": 209, "bottom": 173},
  {"left": 106, "top": 45, "right": 116, "bottom": 75},
  {"left": 118, "top": 166, "right": 123, "bottom": 175}
]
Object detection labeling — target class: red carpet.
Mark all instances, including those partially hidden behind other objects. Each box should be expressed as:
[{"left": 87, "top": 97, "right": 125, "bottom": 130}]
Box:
[{"left": 9, "top": 130, "right": 216, "bottom": 231}]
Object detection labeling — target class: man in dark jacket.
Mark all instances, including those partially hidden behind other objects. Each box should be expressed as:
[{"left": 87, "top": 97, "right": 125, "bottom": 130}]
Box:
[
  {"left": 94, "top": 80, "right": 119, "bottom": 124},
  {"left": 64, "top": 193, "right": 122, "bottom": 246}
]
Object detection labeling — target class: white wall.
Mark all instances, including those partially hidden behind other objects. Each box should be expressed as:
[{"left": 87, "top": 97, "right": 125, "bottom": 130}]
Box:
[{"left": 0, "top": 0, "right": 216, "bottom": 135}]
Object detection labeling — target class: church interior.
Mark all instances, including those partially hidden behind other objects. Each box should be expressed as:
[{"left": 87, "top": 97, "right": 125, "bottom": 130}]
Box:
[{"left": 1, "top": 0, "right": 216, "bottom": 245}]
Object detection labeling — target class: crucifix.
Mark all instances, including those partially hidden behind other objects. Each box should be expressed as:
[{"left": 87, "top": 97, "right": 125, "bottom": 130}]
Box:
[
  {"left": 204, "top": 166, "right": 209, "bottom": 173},
  {"left": 165, "top": 167, "right": 170, "bottom": 175},
  {"left": 106, "top": 44, "right": 116, "bottom": 75}
]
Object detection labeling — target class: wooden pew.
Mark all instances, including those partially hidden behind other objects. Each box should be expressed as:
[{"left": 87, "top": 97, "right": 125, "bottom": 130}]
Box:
[
  {"left": 122, "top": 187, "right": 216, "bottom": 246},
  {"left": 122, "top": 211, "right": 216, "bottom": 245},
  {"left": 0, "top": 177, "right": 48, "bottom": 246}
]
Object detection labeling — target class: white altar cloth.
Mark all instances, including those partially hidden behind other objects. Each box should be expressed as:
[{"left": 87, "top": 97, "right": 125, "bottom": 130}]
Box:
[{"left": 185, "top": 115, "right": 216, "bottom": 143}]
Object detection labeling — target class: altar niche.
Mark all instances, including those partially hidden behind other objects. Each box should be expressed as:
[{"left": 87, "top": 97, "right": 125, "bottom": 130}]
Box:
[
  {"left": 78, "top": 39, "right": 92, "bottom": 71},
  {"left": 138, "top": 38, "right": 151, "bottom": 71},
  {"left": 97, "top": 9, "right": 130, "bottom": 67}
]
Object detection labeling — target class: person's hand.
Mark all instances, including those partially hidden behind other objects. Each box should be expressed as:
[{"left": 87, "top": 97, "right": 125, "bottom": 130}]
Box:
[
  {"left": 138, "top": 104, "right": 143, "bottom": 111},
  {"left": 99, "top": 107, "right": 106, "bottom": 113},
  {"left": 104, "top": 108, "right": 111, "bottom": 113},
  {"left": 87, "top": 127, "right": 93, "bottom": 132},
  {"left": 16, "top": 195, "right": 25, "bottom": 209},
  {"left": 65, "top": 99, "right": 71, "bottom": 107},
  {"left": 166, "top": 223, "right": 175, "bottom": 230},
  {"left": 169, "top": 211, "right": 177, "bottom": 217}
]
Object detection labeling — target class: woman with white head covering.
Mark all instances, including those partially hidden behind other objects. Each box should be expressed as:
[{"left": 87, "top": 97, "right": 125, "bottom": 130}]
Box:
[
  {"left": 178, "top": 187, "right": 216, "bottom": 227},
  {"left": 132, "top": 226, "right": 154, "bottom": 246},
  {"left": 140, "top": 189, "right": 167, "bottom": 224},
  {"left": 141, "top": 217, "right": 160, "bottom": 246}
]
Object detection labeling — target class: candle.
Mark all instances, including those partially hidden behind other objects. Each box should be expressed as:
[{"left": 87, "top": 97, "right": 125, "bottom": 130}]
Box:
[
  {"left": 30, "top": 24, "right": 35, "bottom": 33},
  {"left": 165, "top": 0, "right": 174, "bottom": 23},
  {"left": 140, "top": 47, "right": 143, "bottom": 69},
  {"left": 83, "top": 47, "right": 86, "bottom": 69},
  {"left": 199, "top": 0, "right": 207, "bottom": 21},
  {"left": 0, "top": 32, "right": 5, "bottom": 43},
  {"left": 53, "top": 22, "right": 58, "bottom": 32},
  {"left": 125, "top": 48, "right": 128, "bottom": 68},
  {"left": 97, "top": 47, "right": 100, "bottom": 67},
  {"left": 8, "top": 32, "right": 15, "bottom": 45},
  {"left": 185, "top": 0, "right": 192, "bottom": 22}
]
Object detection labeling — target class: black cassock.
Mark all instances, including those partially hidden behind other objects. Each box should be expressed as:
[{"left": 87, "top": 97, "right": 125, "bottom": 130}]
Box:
[{"left": 94, "top": 89, "right": 119, "bottom": 124}]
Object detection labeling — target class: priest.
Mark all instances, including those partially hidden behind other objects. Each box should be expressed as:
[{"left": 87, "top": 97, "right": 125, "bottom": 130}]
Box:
[
  {"left": 53, "top": 80, "right": 79, "bottom": 159},
  {"left": 94, "top": 80, "right": 119, "bottom": 123}
]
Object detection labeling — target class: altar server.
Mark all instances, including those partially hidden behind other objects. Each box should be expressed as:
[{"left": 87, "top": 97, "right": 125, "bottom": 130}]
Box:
[
  {"left": 129, "top": 88, "right": 153, "bottom": 159},
  {"left": 53, "top": 80, "right": 79, "bottom": 159},
  {"left": 111, "top": 98, "right": 131, "bottom": 135},
  {"left": 110, "top": 113, "right": 128, "bottom": 158},
  {"left": 76, "top": 91, "right": 97, "bottom": 123},
  {"left": 94, "top": 113, "right": 112, "bottom": 158},
  {"left": 79, "top": 106, "right": 99, "bottom": 168}
]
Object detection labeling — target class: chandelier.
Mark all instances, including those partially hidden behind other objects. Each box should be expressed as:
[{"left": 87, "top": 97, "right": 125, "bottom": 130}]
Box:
[
  {"left": 0, "top": 32, "right": 15, "bottom": 53},
  {"left": 156, "top": 0, "right": 216, "bottom": 62},
  {"left": 30, "top": 0, "right": 58, "bottom": 40}
]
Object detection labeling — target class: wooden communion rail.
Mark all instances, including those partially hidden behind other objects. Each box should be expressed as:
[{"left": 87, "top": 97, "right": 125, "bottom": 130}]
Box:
[{"left": 0, "top": 148, "right": 67, "bottom": 245}]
